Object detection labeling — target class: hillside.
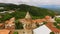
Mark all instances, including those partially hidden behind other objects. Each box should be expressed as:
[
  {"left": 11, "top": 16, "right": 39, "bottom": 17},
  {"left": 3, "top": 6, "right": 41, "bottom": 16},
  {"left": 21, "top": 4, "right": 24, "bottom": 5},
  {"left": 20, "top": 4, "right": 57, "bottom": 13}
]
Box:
[
  {"left": 0, "top": 3, "right": 55, "bottom": 21},
  {"left": 39, "top": 5, "right": 60, "bottom": 15}
]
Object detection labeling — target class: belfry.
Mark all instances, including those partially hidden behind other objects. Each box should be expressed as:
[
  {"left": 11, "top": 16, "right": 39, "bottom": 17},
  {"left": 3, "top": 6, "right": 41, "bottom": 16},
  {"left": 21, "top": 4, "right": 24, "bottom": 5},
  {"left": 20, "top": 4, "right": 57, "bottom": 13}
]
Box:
[{"left": 25, "top": 11, "right": 31, "bottom": 19}]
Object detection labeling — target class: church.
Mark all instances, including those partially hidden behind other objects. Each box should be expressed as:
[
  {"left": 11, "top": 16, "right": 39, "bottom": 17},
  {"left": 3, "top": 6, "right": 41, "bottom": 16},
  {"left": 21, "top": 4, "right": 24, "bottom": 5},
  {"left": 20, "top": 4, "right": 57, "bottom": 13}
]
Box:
[{"left": 0, "top": 11, "right": 60, "bottom": 34}]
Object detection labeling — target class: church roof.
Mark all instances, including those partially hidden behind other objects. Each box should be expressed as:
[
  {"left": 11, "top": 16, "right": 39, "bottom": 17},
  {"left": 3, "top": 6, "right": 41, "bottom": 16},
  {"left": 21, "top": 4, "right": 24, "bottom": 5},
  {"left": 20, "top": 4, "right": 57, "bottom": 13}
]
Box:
[{"left": 25, "top": 12, "right": 31, "bottom": 19}]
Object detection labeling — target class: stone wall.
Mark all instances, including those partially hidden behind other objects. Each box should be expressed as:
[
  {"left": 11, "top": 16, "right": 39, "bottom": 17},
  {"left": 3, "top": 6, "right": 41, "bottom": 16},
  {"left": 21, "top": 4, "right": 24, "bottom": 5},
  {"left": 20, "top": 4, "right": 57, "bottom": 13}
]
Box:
[{"left": 15, "top": 29, "right": 33, "bottom": 34}]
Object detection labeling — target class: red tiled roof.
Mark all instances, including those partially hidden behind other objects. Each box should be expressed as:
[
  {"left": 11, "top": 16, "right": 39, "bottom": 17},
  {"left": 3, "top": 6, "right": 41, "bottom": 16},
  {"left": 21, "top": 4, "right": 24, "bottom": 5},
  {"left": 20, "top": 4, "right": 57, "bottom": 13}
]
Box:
[
  {"left": 0, "top": 24, "right": 3, "bottom": 26},
  {"left": 0, "top": 29, "right": 10, "bottom": 34},
  {"left": 32, "top": 20, "right": 36, "bottom": 23},
  {"left": 34, "top": 19, "right": 46, "bottom": 23},
  {"left": 46, "top": 22, "right": 60, "bottom": 32},
  {"left": 0, "top": 23, "right": 3, "bottom": 26},
  {"left": 19, "top": 15, "right": 60, "bottom": 33},
  {"left": 35, "top": 19, "right": 43, "bottom": 23},
  {"left": 5, "top": 17, "right": 15, "bottom": 24},
  {"left": 45, "top": 16, "right": 51, "bottom": 19}
]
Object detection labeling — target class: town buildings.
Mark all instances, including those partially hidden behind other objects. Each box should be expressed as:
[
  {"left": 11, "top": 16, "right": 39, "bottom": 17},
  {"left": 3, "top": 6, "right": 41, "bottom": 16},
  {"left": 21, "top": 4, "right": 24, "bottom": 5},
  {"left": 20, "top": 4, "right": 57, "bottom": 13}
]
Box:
[{"left": 0, "top": 11, "right": 60, "bottom": 34}]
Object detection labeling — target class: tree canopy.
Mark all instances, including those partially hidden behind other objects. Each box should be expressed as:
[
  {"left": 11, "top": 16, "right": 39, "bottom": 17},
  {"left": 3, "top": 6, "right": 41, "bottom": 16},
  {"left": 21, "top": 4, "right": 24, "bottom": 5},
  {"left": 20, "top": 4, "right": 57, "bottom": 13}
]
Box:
[{"left": 0, "top": 3, "right": 55, "bottom": 22}]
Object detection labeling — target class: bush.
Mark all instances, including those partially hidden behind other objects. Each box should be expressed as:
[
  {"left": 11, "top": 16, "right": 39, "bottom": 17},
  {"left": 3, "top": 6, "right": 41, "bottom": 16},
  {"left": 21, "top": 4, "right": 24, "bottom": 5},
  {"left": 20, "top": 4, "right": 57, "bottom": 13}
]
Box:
[
  {"left": 15, "top": 20, "right": 23, "bottom": 29},
  {"left": 53, "top": 22, "right": 57, "bottom": 26},
  {"left": 50, "top": 32, "right": 54, "bottom": 34},
  {"left": 55, "top": 17, "right": 60, "bottom": 24},
  {"left": 13, "top": 31, "right": 18, "bottom": 34},
  {"left": 56, "top": 25, "right": 60, "bottom": 29},
  {"left": 43, "top": 22, "right": 47, "bottom": 24}
]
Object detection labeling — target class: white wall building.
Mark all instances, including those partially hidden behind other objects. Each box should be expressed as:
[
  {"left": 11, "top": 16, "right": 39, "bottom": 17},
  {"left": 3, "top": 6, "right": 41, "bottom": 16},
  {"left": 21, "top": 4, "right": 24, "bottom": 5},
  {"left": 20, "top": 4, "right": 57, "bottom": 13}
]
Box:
[{"left": 33, "top": 25, "right": 52, "bottom": 34}]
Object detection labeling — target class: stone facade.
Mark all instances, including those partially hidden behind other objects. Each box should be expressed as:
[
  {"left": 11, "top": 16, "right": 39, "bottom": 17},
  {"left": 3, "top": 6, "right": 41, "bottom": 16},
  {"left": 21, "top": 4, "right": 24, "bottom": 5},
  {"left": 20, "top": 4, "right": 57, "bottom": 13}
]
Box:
[
  {"left": 5, "top": 17, "right": 15, "bottom": 30},
  {"left": 15, "top": 30, "right": 33, "bottom": 34}
]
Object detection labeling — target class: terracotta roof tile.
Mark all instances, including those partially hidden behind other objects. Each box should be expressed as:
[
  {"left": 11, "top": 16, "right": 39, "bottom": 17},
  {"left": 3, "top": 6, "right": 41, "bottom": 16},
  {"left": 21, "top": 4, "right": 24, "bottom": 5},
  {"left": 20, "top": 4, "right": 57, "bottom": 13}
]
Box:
[
  {"left": 46, "top": 22, "right": 60, "bottom": 32},
  {"left": 45, "top": 16, "right": 51, "bottom": 19},
  {"left": 32, "top": 20, "right": 37, "bottom": 23},
  {"left": 0, "top": 23, "right": 3, "bottom": 26},
  {"left": 35, "top": 19, "right": 46, "bottom": 23},
  {"left": 0, "top": 29, "right": 10, "bottom": 34}
]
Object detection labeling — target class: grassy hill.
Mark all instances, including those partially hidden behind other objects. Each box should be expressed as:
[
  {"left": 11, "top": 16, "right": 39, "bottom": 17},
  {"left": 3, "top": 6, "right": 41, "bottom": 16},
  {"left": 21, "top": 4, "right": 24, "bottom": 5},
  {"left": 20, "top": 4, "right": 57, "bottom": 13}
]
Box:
[{"left": 0, "top": 3, "right": 55, "bottom": 22}]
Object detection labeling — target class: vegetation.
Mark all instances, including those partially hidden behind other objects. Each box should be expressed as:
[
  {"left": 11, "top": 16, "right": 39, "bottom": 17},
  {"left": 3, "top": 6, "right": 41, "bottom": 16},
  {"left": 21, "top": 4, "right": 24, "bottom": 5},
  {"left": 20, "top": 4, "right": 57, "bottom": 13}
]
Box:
[
  {"left": 36, "top": 22, "right": 40, "bottom": 27},
  {"left": 56, "top": 25, "right": 60, "bottom": 29},
  {"left": 15, "top": 20, "right": 23, "bottom": 29},
  {"left": 13, "top": 31, "right": 18, "bottom": 34},
  {"left": 53, "top": 17, "right": 60, "bottom": 29},
  {"left": 53, "top": 22, "right": 57, "bottom": 26},
  {"left": 0, "top": 3, "right": 56, "bottom": 29},
  {"left": 55, "top": 17, "right": 60, "bottom": 24},
  {"left": 50, "top": 32, "right": 54, "bottom": 34},
  {"left": 0, "top": 3, "right": 55, "bottom": 21}
]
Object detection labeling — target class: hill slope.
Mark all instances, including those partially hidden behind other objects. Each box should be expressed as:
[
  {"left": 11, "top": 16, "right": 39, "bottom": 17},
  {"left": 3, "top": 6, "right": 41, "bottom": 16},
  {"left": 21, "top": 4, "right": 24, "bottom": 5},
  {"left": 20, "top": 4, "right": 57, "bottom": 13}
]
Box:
[
  {"left": 0, "top": 3, "right": 55, "bottom": 21},
  {"left": 39, "top": 5, "right": 60, "bottom": 15}
]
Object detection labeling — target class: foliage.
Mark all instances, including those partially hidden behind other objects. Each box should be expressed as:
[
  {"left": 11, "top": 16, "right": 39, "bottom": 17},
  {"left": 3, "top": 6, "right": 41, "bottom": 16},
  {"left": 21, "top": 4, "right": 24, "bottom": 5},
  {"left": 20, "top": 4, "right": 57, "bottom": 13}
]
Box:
[
  {"left": 15, "top": 20, "right": 23, "bottom": 29},
  {"left": 56, "top": 25, "right": 60, "bottom": 29},
  {"left": 13, "top": 31, "right": 18, "bottom": 34},
  {"left": 53, "top": 22, "right": 57, "bottom": 26},
  {"left": 55, "top": 17, "right": 60, "bottom": 24},
  {"left": 53, "top": 18, "right": 60, "bottom": 29},
  {"left": 0, "top": 3, "right": 55, "bottom": 23},
  {"left": 11, "top": 11, "right": 26, "bottom": 19},
  {"left": 0, "top": 3, "right": 56, "bottom": 30},
  {"left": 0, "top": 13, "right": 13, "bottom": 22},
  {"left": 35, "top": 22, "right": 40, "bottom": 27},
  {"left": 50, "top": 32, "right": 54, "bottom": 34},
  {"left": 43, "top": 22, "right": 47, "bottom": 24}
]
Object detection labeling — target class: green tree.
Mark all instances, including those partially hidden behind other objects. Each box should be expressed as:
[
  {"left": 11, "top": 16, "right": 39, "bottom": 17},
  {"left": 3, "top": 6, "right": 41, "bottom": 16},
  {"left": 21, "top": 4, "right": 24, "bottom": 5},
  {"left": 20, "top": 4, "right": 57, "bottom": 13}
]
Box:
[
  {"left": 56, "top": 25, "right": 60, "bottom": 29},
  {"left": 55, "top": 17, "right": 60, "bottom": 24},
  {"left": 50, "top": 32, "right": 54, "bottom": 34},
  {"left": 53, "top": 22, "right": 57, "bottom": 26},
  {"left": 13, "top": 31, "right": 18, "bottom": 34},
  {"left": 1, "top": 13, "right": 12, "bottom": 21},
  {"left": 15, "top": 20, "right": 23, "bottom": 29}
]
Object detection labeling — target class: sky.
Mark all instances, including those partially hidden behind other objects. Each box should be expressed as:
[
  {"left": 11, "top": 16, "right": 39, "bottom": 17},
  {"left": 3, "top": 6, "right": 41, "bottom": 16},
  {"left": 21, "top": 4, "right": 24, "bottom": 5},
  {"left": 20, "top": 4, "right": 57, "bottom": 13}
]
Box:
[{"left": 0, "top": 0, "right": 60, "bottom": 6}]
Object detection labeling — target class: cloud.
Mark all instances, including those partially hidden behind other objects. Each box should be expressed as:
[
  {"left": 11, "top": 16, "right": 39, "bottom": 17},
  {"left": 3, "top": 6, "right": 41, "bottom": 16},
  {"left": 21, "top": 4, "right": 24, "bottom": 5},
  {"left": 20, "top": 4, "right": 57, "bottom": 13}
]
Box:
[{"left": 0, "top": 0, "right": 60, "bottom": 6}]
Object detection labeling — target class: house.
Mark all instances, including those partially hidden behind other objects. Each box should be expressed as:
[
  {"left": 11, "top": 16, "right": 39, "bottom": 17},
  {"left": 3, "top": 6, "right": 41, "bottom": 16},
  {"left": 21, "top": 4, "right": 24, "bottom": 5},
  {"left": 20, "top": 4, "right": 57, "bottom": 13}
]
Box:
[
  {"left": 34, "top": 19, "right": 45, "bottom": 25},
  {"left": 55, "top": 15, "right": 60, "bottom": 18},
  {"left": 0, "top": 17, "right": 15, "bottom": 34},
  {"left": 0, "top": 11, "right": 60, "bottom": 34},
  {"left": 46, "top": 22, "right": 60, "bottom": 34},
  {"left": 5, "top": 17, "right": 15, "bottom": 30},
  {"left": 33, "top": 15, "right": 60, "bottom": 34},
  {"left": 45, "top": 16, "right": 55, "bottom": 22},
  {"left": 33, "top": 25, "right": 52, "bottom": 34},
  {"left": 0, "top": 7, "right": 4, "bottom": 9},
  {"left": 0, "top": 29, "right": 10, "bottom": 34},
  {"left": 44, "top": 16, "right": 60, "bottom": 34},
  {"left": 8, "top": 10, "right": 15, "bottom": 13},
  {"left": 0, "top": 23, "right": 5, "bottom": 29}
]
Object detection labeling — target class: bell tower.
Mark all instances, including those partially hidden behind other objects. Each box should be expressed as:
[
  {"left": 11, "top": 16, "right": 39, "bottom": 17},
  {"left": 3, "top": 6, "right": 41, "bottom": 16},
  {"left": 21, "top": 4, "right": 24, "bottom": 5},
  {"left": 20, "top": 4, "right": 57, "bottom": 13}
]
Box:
[{"left": 25, "top": 11, "right": 31, "bottom": 19}]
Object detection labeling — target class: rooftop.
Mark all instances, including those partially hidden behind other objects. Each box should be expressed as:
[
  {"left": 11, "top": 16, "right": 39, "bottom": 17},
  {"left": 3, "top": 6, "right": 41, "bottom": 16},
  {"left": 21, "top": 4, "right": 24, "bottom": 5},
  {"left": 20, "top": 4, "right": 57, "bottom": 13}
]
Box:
[{"left": 0, "top": 29, "right": 10, "bottom": 34}]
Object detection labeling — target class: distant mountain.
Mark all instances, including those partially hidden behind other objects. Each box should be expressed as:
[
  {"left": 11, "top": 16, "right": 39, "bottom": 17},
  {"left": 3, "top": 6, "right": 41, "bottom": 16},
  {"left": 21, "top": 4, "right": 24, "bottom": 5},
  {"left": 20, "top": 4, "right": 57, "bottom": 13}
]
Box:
[
  {"left": 0, "top": 3, "right": 55, "bottom": 21},
  {"left": 39, "top": 5, "right": 60, "bottom": 14}
]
